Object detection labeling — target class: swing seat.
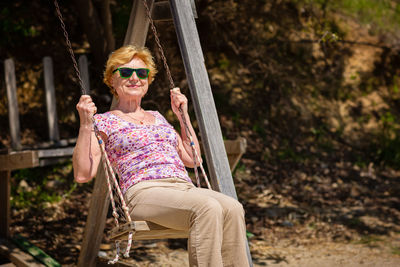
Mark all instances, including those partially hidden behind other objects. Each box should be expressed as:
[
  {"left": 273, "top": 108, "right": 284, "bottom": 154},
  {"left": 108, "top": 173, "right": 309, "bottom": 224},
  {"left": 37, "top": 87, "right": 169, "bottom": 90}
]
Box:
[
  {"left": 109, "top": 137, "right": 247, "bottom": 242},
  {"left": 109, "top": 221, "right": 188, "bottom": 241}
]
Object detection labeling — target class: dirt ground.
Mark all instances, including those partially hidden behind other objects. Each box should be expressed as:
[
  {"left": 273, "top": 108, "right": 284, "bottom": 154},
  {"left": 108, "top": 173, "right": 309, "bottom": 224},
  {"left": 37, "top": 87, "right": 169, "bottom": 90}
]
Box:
[{"left": 93, "top": 233, "right": 400, "bottom": 267}]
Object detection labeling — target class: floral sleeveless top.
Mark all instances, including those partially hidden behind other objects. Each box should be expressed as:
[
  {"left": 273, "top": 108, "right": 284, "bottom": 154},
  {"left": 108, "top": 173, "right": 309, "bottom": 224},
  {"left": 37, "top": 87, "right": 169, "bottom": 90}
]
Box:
[{"left": 93, "top": 111, "right": 192, "bottom": 194}]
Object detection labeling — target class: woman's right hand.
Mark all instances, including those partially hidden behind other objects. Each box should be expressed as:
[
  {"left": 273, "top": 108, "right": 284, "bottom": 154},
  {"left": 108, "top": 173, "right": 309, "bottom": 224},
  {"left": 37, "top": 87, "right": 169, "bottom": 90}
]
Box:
[{"left": 76, "top": 95, "right": 97, "bottom": 127}]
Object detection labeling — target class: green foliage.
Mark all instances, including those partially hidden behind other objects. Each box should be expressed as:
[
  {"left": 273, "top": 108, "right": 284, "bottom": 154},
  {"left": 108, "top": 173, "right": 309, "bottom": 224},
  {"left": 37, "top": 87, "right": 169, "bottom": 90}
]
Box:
[
  {"left": 297, "top": 0, "right": 400, "bottom": 34},
  {"left": 11, "top": 161, "right": 75, "bottom": 210},
  {"left": 392, "top": 246, "right": 400, "bottom": 256},
  {"left": 0, "top": 7, "right": 39, "bottom": 46}
]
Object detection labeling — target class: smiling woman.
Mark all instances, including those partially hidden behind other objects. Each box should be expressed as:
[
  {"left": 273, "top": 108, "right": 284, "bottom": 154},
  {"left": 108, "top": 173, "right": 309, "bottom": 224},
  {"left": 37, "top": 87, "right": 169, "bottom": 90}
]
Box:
[{"left": 71, "top": 45, "right": 250, "bottom": 266}]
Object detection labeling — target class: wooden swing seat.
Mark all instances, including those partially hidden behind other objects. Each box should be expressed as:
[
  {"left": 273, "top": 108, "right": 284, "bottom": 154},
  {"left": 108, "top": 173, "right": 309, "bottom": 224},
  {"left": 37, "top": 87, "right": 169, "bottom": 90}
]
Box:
[
  {"left": 109, "top": 221, "right": 188, "bottom": 241},
  {"left": 108, "top": 137, "right": 247, "bottom": 242}
]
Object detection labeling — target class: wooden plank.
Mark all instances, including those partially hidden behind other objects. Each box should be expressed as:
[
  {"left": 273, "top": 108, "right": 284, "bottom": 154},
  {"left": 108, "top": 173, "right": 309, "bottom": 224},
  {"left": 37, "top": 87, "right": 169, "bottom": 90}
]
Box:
[
  {"left": 109, "top": 221, "right": 188, "bottom": 241},
  {"left": 152, "top": 0, "right": 197, "bottom": 21},
  {"left": 77, "top": 167, "right": 110, "bottom": 267},
  {"left": 37, "top": 147, "right": 74, "bottom": 159},
  {"left": 0, "top": 238, "right": 45, "bottom": 267},
  {"left": 78, "top": 1, "right": 155, "bottom": 265},
  {"left": 123, "top": 0, "right": 154, "bottom": 48},
  {"left": 224, "top": 137, "right": 247, "bottom": 171},
  {"left": 0, "top": 172, "right": 10, "bottom": 239},
  {"left": 4, "top": 59, "right": 21, "bottom": 151},
  {"left": 169, "top": 0, "right": 237, "bottom": 198},
  {"left": 43, "top": 57, "right": 60, "bottom": 143},
  {"left": 169, "top": 1, "right": 253, "bottom": 265},
  {"left": 0, "top": 151, "right": 39, "bottom": 171},
  {"left": 78, "top": 55, "right": 90, "bottom": 94}
]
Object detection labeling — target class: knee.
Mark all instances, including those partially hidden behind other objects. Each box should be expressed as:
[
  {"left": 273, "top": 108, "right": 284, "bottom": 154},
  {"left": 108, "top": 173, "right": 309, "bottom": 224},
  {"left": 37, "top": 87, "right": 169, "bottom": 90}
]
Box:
[
  {"left": 196, "top": 197, "right": 223, "bottom": 219},
  {"left": 225, "top": 199, "right": 245, "bottom": 219}
]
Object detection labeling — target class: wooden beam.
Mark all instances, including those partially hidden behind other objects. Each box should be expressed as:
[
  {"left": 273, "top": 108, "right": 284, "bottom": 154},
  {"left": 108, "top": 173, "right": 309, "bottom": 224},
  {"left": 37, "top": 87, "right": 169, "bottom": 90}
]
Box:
[
  {"left": 123, "top": 0, "right": 154, "bottom": 47},
  {"left": 0, "top": 171, "right": 11, "bottom": 239},
  {"left": 78, "top": 55, "right": 90, "bottom": 94},
  {"left": 37, "top": 147, "right": 74, "bottom": 158},
  {"left": 224, "top": 137, "right": 247, "bottom": 171},
  {"left": 169, "top": 1, "right": 253, "bottom": 265},
  {"left": 169, "top": 0, "right": 237, "bottom": 198},
  {"left": 43, "top": 57, "right": 60, "bottom": 143},
  {"left": 77, "top": 167, "right": 110, "bottom": 267},
  {"left": 0, "top": 151, "right": 39, "bottom": 171},
  {"left": 152, "top": 0, "right": 198, "bottom": 21},
  {"left": 4, "top": 59, "right": 21, "bottom": 151}
]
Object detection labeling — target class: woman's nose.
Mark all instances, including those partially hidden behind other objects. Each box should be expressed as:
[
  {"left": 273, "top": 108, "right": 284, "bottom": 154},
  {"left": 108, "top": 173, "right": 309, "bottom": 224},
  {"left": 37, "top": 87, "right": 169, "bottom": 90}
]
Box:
[{"left": 129, "top": 71, "right": 140, "bottom": 81}]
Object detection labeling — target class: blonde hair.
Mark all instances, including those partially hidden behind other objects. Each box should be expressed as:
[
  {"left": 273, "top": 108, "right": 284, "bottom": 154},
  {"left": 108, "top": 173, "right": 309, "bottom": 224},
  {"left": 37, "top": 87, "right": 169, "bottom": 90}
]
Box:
[{"left": 103, "top": 45, "right": 157, "bottom": 96}]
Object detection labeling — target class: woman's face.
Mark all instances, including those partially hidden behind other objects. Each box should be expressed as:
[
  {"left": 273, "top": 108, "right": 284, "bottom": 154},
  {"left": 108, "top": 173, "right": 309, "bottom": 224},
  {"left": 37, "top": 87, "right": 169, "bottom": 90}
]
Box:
[{"left": 111, "top": 56, "right": 149, "bottom": 101}]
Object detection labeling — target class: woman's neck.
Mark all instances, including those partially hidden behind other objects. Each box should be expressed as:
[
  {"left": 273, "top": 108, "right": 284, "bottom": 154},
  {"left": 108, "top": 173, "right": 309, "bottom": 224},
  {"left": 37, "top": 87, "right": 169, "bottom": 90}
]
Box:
[{"left": 115, "top": 98, "right": 143, "bottom": 114}]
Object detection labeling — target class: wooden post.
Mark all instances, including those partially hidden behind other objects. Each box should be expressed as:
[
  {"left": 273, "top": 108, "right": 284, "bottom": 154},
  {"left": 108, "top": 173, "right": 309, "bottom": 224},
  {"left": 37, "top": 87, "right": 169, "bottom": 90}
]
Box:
[
  {"left": 43, "top": 57, "right": 60, "bottom": 143},
  {"left": 0, "top": 171, "right": 11, "bottom": 239},
  {"left": 78, "top": 55, "right": 90, "bottom": 94},
  {"left": 169, "top": 0, "right": 236, "bottom": 198},
  {"left": 123, "top": 0, "right": 154, "bottom": 47},
  {"left": 4, "top": 59, "right": 21, "bottom": 151},
  {"left": 169, "top": 1, "right": 253, "bottom": 265},
  {"left": 77, "top": 2, "right": 154, "bottom": 265},
  {"left": 77, "top": 167, "right": 110, "bottom": 267}
]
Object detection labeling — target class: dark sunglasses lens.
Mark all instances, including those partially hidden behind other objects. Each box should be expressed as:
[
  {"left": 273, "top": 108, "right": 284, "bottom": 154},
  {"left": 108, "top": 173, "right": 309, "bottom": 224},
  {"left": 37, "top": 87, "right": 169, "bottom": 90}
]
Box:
[
  {"left": 119, "top": 68, "right": 134, "bottom": 78},
  {"left": 137, "top": 69, "right": 149, "bottom": 79}
]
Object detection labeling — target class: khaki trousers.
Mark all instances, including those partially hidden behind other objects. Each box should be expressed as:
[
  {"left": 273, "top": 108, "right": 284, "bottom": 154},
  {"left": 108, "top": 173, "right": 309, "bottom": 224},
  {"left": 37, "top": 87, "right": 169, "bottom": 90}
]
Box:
[{"left": 125, "top": 178, "right": 249, "bottom": 267}]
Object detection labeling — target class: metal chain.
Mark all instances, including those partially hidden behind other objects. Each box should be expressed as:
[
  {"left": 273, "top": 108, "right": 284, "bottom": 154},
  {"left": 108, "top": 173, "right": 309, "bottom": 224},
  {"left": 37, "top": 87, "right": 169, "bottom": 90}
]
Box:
[
  {"left": 53, "top": 0, "right": 87, "bottom": 95},
  {"left": 141, "top": 0, "right": 174, "bottom": 89}
]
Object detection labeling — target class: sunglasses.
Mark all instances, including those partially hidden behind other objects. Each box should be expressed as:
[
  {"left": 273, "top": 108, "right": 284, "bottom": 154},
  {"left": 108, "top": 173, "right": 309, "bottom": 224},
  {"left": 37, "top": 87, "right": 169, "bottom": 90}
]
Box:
[{"left": 112, "top": 68, "right": 150, "bottom": 79}]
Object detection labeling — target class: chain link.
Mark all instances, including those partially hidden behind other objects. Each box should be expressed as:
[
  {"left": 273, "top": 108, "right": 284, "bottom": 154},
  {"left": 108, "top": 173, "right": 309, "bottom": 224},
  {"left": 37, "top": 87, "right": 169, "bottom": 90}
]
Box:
[
  {"left": 141, "top": 0, "right": 175, "bottom": 89},
  {"left": 53, "top": 0, "right": 88, "bottom": 95}
]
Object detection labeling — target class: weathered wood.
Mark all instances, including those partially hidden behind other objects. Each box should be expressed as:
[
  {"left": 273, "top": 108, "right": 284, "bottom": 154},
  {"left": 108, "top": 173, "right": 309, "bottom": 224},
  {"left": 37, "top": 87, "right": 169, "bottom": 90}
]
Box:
[
  {"left": 4, "top": 59, "right": 21, "bottom": 151},
  {"left": 37, "top": 147, "right": 74, "bottom": 158},
  {"left": 78, "top": 2, "right": 155, "bottom": 265},
  {"left": 0, "top": 238, "right": 46, "bottom": 267},
  {"left": 77, "top": 166, "right": 110, "bottom": 267},
  {"left": 224, "top": 137, "right": 247, "bottom": 171},
  {"left": 0, "top": 172, "right": 11, "bottom": 239},
  {"left": 43, "top": 57, "right": 60, "bottom": 143},
  {"left": 169, "top": 1, "right": 253, "bottom": 265},
  {"left": 78, "top": 55, "right": 90, "bottom": 94},
  {"left": 109, "top": 221, "right": 188, "bottom": 241},
  {"left": 169, "top": 0, "right": 237, "bottom": 198},
  {"left": 0, "top": 151, "right": 39, "bottom": 171},
  {"left": 123, "top": 0, "right": 154, "bottom": 48},
  {"left": 152, "top": 0, "right": 197, "bottom": 21}
]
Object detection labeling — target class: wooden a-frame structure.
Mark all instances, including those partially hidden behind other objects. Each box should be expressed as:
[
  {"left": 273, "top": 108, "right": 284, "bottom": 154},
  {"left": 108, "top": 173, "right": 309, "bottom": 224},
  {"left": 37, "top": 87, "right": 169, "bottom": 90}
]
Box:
[{"left": 77, "top": 1, "right": 253, "bottom": 266}]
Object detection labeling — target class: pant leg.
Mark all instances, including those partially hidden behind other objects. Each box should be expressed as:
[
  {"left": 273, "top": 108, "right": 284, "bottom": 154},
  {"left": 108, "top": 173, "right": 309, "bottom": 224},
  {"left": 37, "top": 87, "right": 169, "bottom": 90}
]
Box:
[
  {"left": 125, "top": 178, "right": 224, "bottom": 267},
  {"left": 188, "top": 187, "right": 250, "bottom": 267}
]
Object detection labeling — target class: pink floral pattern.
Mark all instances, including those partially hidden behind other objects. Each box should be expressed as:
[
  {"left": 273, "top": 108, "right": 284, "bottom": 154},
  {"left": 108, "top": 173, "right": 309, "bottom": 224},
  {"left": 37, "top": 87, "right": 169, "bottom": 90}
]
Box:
[{"left": 94, "top": 111, "right": 192, "bottom": 194}]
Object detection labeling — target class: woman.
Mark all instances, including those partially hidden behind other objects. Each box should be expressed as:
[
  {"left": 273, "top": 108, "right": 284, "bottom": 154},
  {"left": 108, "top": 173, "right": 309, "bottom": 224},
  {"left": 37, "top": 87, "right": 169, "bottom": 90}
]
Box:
[{"left": 72, "top": 45, "right": 249, "bottom": 267}]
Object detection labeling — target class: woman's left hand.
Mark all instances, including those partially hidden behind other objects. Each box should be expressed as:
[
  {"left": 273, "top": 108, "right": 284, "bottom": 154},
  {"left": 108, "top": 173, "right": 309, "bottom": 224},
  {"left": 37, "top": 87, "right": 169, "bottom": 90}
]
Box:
[{"left": 170, "top": 87, "right": 188, "bottom": 119}]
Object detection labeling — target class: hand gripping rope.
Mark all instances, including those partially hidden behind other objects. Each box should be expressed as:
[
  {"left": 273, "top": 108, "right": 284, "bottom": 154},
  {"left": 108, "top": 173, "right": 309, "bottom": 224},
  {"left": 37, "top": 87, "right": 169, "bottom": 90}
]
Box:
[{"left": 54, "top": 0, "right": 211, "bottom": 263}]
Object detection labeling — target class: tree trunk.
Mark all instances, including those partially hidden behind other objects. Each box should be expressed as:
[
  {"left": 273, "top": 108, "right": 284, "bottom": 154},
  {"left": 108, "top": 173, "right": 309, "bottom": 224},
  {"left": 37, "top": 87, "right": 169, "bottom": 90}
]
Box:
[
  {"left": 72, "top": 0, "right": 113, "bottom": 68},
  {"left": 101, "top": 0, "right": 115, "bottom": 52}
]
